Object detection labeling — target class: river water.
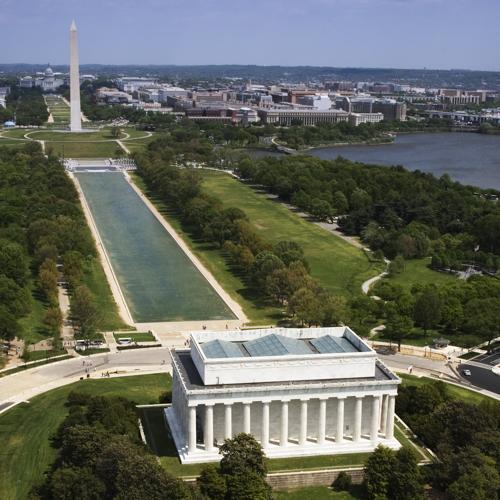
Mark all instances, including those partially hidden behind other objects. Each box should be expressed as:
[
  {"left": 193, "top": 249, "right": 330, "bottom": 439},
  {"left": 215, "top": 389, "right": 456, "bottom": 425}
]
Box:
[
  {"left": 309, "top": 132, "right": 500, "bottom": 190},
  {"left": 76, "top": 172, "right": 235, "bottom": 322}
]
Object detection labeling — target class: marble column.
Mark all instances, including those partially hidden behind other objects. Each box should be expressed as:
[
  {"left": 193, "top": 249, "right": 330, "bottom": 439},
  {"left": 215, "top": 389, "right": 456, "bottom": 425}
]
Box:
[
  {"left": 224, "top": 404, "right": 232, "bottom": 440},
  {"left": 261, "top": 402, "right": 270, "bottom": 449},
  {"left": 353, "top": 397, "right": 363, "bottom": 442},
  {"left": 299, "top": 400, "right": 308, "bottom": 446},
  {"left": 188, "top": 406, "right": 197, "bottom": 453},
  {"left": 318, "top": 399, "right": 326, "bottom": 445},
  {"left": 243, "top": 403, "right": 251, "bottom": 434},
  {"left": 280, "top": 401, "right": 289, "bottom": 447},
  {"left": 380, "top": 395, "right": 388, "bottom": 434},
  {"left": 371, "top": 396, "right": 380, "bottom": 441},
  {"left": 385, "top": 395, "right": 396, "bottom": 440},
  {"left": 204, "top": 404, "right": 214, "bottom": 452},
  {"left": 336, "top": 397, "right": 345, "bottom": 444}
]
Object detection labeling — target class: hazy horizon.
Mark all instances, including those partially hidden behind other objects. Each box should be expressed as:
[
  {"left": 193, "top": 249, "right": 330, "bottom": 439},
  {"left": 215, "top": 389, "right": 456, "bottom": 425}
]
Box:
[{"left": 1, "top": 0, "right": 499, "bottom": 71}]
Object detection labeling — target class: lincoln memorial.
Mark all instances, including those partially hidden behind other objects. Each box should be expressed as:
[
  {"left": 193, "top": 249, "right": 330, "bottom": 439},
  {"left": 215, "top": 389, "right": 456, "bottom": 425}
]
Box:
[{"left": 166, "top": 327, "right": 400, "bottom": 464}]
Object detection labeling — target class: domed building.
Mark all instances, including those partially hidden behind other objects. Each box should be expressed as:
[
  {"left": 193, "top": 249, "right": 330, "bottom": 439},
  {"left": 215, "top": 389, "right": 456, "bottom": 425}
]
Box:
[{"left": 19, "top": 64, "right": 65, "bottom": 92}]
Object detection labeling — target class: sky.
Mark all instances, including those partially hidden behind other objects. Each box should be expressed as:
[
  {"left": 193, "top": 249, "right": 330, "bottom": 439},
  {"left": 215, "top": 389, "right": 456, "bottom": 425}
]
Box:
[{"left": 1, "top": 0, "right": 499, "bottom": 71}]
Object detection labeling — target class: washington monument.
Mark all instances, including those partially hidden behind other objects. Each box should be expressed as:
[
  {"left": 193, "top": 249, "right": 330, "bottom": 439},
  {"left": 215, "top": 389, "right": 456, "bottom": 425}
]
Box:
[{"left": 70, "top": 20, "right": 82, "bottom": 132}]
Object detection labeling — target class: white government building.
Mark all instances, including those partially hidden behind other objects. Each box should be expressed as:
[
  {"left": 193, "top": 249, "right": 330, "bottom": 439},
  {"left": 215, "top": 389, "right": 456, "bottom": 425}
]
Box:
[{"left": 166, "top": 327, "right": 400, "bottom": 464}]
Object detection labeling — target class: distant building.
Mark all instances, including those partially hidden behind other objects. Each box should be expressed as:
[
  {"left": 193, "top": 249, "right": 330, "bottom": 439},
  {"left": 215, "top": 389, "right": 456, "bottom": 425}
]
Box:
[
  {"left": 116, "top": 77, "right": 159, "bottom": 93},
  {"left": 297, "top": 95, "right": 332, "bottom": 111},
  {"left": 19, "top": 64, "right": 65, "bottom": 92},
  {"left": 97, "top": 87, "right": 132, "bottom": 104},
  {"left": 372, "top": 100, "right": 407, "bottom": 121},
  {"left": 0, "top": 87, "right": 9, "bottom": 109},
  {"left": 258, "top": 108, "right": 349, "bottom": 126},
  {"left": 439, "top": 89, "right": 481, "bottom": 105},
  {"left": 349, "top": 112, "right": 384, "bottom": 126}
]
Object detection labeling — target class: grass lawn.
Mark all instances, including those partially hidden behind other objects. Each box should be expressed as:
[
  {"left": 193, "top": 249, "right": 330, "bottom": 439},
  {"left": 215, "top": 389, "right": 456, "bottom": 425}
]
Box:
[
  {"left": 114, "top": 331, "right": 155, "bottom": 342},
  {"left": 0, "top": 139, "right": 28, "bottom": 149},
  {"left": 82, "top": 258, "right": 131, "bottom": 331},
  {"left": 384, "top": 258, "right": 456, "bottom": 291},
  {"left": 201, "top": 171, "right": 384, "bottom": 298},
  {"left": 0, "top": 128, "right": 32, "bottom": 139},
  {"left": 18, "top": 280, "right": 49, "bottom": 345},
  {"left": 47, "top": 140, "right": 121, "bottom": 158},
  {"left": 27, "top": 130, "right": 127, "bottom": 142},
  {"left": 23, "top": 349, "right": 67, "bottom": 362},
  {"left": 131, "top": 174, "right": 283, "bottom": 325},
  {"left": 399, "top": 373, "right": 491, "bottom": 405},
  {"left": 0, "top": 373, "right": 171, "bottom": 500},
  {"left": 275, "top": 486, "right": 363, "bottom": 499}
]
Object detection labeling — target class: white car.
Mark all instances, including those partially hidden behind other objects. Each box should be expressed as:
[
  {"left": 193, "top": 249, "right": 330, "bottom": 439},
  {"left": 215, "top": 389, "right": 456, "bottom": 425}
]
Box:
[{"left": 462, "top": 369, "right": 472, "bottom": 376}]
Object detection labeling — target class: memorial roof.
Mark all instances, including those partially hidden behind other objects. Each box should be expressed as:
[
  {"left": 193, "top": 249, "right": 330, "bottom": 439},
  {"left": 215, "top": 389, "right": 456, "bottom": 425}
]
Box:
[
  {"left": 200, "top": 333, "right": 360, "bottom": 359},
  {"left": 173, "top": 349, "right": 398, "bottom": 392}
]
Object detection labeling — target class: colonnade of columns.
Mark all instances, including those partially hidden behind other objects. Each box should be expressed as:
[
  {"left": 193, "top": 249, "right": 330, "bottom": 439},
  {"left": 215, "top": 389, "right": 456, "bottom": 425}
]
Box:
[{"left": 187, "top": 394, "right": 396, "bottom": 454}]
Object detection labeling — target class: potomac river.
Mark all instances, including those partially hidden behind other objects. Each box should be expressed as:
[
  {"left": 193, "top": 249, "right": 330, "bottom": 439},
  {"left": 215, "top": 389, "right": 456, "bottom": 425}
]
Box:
[{"left": 309, "top": 132, "right": 500, "bottom": 191}]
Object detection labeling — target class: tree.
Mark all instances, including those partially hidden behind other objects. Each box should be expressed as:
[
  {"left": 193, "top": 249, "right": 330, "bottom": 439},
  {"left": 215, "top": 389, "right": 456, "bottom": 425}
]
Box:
[
  {"left": 219, "top": 434, "right": 267, "bottom": 478},
  {"left": 364, "top": 445, "right": 396, "bottom": 500},
  {"left": 70, "top": 285, "right": 101, "bottom": 338},
  {"left": 332, "top": 471, "right": 352, "bottom": 491},
  {"left": 464, "top": 297, "right": 500, "bottom": 350},
  {"left": 197, "top": 465, "right": 227, "bottom": 500},
  {"left": 385, "top": 305, "right": 414, "bottom": 351},
  {"left": 390, "top": 447, "right": 424, "bottom": 500},
  {"left": 0, "top": 306, "right": 21, "bottom": 341},
  {"left": 62, "top": 251, "right": 85, "bottom": 288},
  {"left": 288, "top": 287, "right": 324, "bottom": 326},
  {"left": 250, "top": 251, "right": 285, "bottom": 289},
  {"left": 43, "top": 306, "right": 63, "bottom": 336},
  {"left": 0, "top": 239, "right": 29, "bottom": 286},
  {"left": 49, "top": 467, "right": 106, "bottom": 500},
  {"left": 38, "top": 258, "right": 59, "bottom": 305},
  {"left": 388, "top": 255, "right": 405, "bottom": 275},
  {"left": 413, "top": 289, "right": 442, "bottom": 333},
  {"left": 332, "top": 190, "right": 348, "bottom": 214},
  {"left": 225, "top": 470, "right": 272, "bottom": 500}
]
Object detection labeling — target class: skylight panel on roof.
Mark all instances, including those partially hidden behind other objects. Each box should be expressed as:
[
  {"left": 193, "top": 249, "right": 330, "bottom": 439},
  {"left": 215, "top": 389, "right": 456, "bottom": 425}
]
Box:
[
  {"left": 310, "top": 335, "right": 359, "bottom": 354},
  {"left": 202, "top": 339, "right": 243, "bottom": 359},
  {"left": 243, "top": 334, "right": 312, "bottom": 357}
]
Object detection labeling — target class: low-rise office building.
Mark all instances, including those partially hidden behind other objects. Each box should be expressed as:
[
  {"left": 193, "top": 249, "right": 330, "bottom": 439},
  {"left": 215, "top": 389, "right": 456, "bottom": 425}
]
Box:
[
  {"left": 166, "top": 327, "right": 400, "bottom": 464},
  {"left": 349, "top": 112, "right": 384, "bottom": 126},
  {"left": 258, "top": 108, "right": 349, "bottom": 126}
]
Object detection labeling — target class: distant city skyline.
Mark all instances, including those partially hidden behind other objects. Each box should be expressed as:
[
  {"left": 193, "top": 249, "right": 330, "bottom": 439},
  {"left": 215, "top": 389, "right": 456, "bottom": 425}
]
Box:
[{"left": 1, "top": 0, "right": 499, "bottom": 72}]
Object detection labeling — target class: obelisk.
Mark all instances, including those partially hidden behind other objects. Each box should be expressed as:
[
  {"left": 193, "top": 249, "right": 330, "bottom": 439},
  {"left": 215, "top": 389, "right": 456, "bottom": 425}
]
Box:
[{"left": 70, "top": 20, "right": 82, "bottom": 132}]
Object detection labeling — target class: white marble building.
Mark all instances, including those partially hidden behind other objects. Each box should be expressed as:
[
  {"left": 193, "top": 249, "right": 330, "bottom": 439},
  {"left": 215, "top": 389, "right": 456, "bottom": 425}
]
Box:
[{"left": 166, "top": 327, "right": 400, "bottom": 464}]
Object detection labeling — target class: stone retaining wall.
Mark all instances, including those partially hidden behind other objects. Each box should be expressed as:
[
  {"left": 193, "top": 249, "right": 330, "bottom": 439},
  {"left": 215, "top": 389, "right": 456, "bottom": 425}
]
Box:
[{"left": 266, "top": 467, "right": 364, "bottom": 489}]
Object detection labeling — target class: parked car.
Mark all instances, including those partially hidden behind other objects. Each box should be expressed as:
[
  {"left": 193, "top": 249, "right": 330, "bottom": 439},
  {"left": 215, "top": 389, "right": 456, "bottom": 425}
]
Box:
[{"left": 462, "top": 369, "right": 472, "bottom": 376}]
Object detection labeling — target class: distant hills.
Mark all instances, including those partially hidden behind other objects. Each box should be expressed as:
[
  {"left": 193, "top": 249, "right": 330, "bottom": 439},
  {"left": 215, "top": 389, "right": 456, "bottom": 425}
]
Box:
[{"left": 1, "top": 64, "right": 499, "bottom": 89}]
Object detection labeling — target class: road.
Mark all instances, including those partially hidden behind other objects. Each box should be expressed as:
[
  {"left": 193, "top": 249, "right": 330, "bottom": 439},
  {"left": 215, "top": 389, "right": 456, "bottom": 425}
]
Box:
[
  {"left": 0, "top": 347, "right": 173, "bottom": 414},
  {"left": 457, "top": 363, "right": 500, "bottom": 395}
]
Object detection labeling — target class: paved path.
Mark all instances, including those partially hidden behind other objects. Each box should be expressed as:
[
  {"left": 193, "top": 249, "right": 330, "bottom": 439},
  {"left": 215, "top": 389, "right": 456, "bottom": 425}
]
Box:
[{"left": 0, "top": 348, "right": 173, "bottom": 414}]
